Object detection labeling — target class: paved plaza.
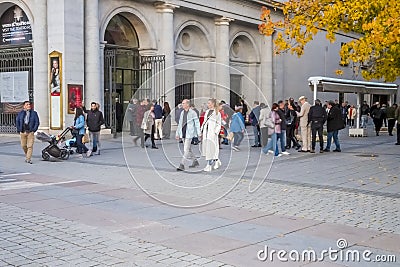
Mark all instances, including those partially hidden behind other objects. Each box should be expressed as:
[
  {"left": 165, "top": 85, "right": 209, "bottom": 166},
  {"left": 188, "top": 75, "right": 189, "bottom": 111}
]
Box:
[{"left": 0, "top": 125, "right": 399, "bottom": 266}]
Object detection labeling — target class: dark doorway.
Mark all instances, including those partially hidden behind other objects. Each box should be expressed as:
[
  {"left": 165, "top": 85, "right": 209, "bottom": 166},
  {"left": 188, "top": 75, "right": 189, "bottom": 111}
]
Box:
[
  {"left": 230, "top": 74, "right": 242, "bottom": 109},
  {"left": 175, "top": 70, "right": 194, "bottom": 108}
]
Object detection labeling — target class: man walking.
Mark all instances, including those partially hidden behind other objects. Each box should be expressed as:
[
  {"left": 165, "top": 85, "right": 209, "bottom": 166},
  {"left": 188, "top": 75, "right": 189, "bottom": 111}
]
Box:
[
  {"left": 324, "top": 100, "right": 344, "bottom": 152},
  {"left": 292, "top": 96, "right": 311, "bottom": 152},
  {"left": 176, "top": 99, "right": 201, "bottom": 171},
  {"left": 86, "top": 102, "right": 105, "bottom": 156},
  {"left": 152, "top": 100, "right": 163, "bottom": 139},
  {"left": 16, "top": 101, "right": 40, "bottom": 164},
  {"left": 249, "top": 101, "right": 261, "bottom": 147},
  {"left": 308, "top": 99, "right": 326, "bottom": 153}
]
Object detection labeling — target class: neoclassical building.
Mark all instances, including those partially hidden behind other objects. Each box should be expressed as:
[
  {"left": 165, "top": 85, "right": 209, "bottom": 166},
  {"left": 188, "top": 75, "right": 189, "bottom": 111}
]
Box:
[{"left": 0, "top": 0, "right": 396, "bottom": 133}]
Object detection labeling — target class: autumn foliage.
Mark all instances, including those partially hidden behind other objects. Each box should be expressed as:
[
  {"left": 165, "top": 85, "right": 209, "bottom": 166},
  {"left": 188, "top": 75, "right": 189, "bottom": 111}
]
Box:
[{"left": 259, "top": 0, "right": 400, "bottom": 82}]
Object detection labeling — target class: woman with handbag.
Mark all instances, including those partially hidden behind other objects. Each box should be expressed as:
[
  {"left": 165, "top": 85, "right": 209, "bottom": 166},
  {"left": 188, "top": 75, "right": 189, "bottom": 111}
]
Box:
[
  {"left": 71, "top": 107, "right": 88, "bottom": 157},
  {"left": 141, "top": 104, "right": 158, "bottom": 149},
  {"left": 262, "top": 103, "right": 281, "bottom": 157},
  {"left": 201, "top": 99, "right": 222, "bottom": 172}
]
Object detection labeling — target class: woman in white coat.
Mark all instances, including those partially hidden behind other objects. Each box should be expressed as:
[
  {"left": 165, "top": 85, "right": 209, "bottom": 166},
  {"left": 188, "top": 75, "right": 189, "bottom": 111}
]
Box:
[{"left": 201, "top": 99, "right": 222, "bottom": 172}]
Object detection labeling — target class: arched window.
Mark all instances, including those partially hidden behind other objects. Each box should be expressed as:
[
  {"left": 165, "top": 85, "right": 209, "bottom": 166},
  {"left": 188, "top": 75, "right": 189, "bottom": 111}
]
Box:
[{"left": 105, "top": 14, "right": 138, "bottom": 48}]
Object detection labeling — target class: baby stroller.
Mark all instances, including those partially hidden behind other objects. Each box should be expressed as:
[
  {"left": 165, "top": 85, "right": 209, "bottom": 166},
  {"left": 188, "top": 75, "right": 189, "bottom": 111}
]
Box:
[{"left": 36, "top": 128, "right": 72, "bottom": 160}]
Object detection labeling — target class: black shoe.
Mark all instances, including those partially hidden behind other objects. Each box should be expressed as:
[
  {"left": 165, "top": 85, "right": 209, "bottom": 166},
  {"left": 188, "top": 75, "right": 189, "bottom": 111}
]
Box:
[
  {"left": 296, "top": 145, "right": 301, "bottom": 150},
  {"left": 323, "top": 148, "right": 330, "bottom": 152},
  {"left": 395, "top": 143, "right": 400, "bottom": 145},
  {"left": 251, "top": 145, "right": 259, "bottom": 148},
  {"left": 257, "top": 144, "right": 262, "bottom": 147},
  {"left": 298, "top": 150, "right": 307, "bottom": 152},
  {"left": 151, "top": 146, "right": 158, "bottom": 149},
  {"left": 177, "top": 164, "right": 185, "bottom": 171},
  {"left": 389, "top": 133, "right": 393, "bottom": 136},
  {"left": 189, "top": 160, "right": 200, "bottom": 168},
  {"left": 333, "top": 149, "right": 341, "bottom": 152}
]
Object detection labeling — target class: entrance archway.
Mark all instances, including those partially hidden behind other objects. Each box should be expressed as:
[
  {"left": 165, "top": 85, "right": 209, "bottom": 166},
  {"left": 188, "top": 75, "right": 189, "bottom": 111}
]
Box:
[{"left": 103, "top": 13, "right": 165, "bottom": 134}]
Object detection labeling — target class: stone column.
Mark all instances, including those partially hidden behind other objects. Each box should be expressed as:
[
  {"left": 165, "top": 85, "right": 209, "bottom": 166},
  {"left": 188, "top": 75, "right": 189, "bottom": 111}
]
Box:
[
  {"left": 99, "top": 41, "right": 107, "bottom": 110},
  {"left": 155, "top": 3, "right": 178, "bottom": 105},
  {"left": 32, "top": 0, "right": 49, "bottom": 130},
  {"left": 260, "top": 36, "right": 273, "bottom": 105},
  {"left": 215, "top": 17, "right": 233, "bottom": 102},
  {"left": 84, "top": 0, "right": 101, "bottom": 105}
]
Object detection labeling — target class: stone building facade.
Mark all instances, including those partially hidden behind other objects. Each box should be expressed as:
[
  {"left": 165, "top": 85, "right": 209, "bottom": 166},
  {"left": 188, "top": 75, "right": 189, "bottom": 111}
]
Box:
[{"left": 0, "top": 0, "right": 395, "bottom": 132}]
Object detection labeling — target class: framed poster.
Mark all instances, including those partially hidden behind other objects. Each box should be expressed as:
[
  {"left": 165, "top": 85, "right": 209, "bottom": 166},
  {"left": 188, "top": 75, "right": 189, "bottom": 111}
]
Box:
[
  {"left": 67, "top": 84, "right": 83, "bottom": 114},
  {"left": 49, "top": 51, "right": 63, "bottom": 130}
]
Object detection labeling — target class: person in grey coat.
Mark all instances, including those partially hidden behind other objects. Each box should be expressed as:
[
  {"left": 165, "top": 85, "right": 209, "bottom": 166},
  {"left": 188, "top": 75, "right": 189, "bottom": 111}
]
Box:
[{"left": 176, "top": 99, "right": 201, "bottom": 171}]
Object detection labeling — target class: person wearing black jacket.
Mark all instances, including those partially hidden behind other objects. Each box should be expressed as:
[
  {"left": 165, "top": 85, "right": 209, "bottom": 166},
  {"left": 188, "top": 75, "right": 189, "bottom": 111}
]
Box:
[
  {"left": 285, "top": 98, "right": 301, "bottom": 150},
  {"left": 324, "top": 101, "right": 343, "bottom": 152},
  {"left": 85, "top": 102, "right": 104, "bottom": 156},
  {"left": 308, "top": 99, "right": 327, "bottom": 153},
  {"left": 276, "top": 100, "right": 290, "bottom": 155}
]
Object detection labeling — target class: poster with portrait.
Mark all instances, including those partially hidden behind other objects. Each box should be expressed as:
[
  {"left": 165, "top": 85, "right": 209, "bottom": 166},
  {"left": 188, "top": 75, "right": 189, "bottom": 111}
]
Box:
[
  {"left": 49, "top": 51, "right": 63, "bottom": 130},
  {"left": 67, "top": 84, "right": 83, "bottom": 114}
]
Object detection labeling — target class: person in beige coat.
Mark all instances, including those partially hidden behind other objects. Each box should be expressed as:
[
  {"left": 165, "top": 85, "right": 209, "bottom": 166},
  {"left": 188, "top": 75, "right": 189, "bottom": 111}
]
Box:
[
  {"left": 292, "top": 96, "right": 311, "bottom": 152},
  {"left": 201, "top": 99, "right": 222, "bottom": 172}
]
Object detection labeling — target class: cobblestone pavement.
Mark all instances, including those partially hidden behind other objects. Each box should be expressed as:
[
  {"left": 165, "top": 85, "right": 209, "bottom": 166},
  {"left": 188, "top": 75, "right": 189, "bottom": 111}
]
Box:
[
  {"left": 0, "top": 203, "right": 231, "bottom": 267},
  {"left": 0, "top": 126, "right": 399, "bottom": 266}
]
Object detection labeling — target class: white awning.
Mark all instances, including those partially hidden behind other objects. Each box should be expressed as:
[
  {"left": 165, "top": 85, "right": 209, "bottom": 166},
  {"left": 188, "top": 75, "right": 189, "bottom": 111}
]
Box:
[{"left": 308, "top": 76, "right": 398, "bottom": 95}]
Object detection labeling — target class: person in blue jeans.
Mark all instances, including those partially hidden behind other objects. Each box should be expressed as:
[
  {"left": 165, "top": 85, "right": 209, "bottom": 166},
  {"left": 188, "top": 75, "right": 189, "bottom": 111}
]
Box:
[
  {"left": 276, "top": 100, "right": 290, "bottom": 155},
  {"left": 249, "top": 101, "right": 261, "bottom": 147},
  {"left": 262, "top": 103, "right": 281, "bottom": 157},
  {"left": 230, "top": 105, "right": 245, "bottom": 151},
  {"left": 324, "top": 101, "right": 344, "bottom": 152}
]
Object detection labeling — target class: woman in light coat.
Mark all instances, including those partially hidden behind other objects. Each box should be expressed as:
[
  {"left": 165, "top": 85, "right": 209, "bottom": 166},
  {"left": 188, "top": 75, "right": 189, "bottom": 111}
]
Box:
[
  {"left": 262, "top": 103, "right": 281, "bottom": 157},
  {"left": 141, "top": 104, "right": 158, "bottom": 149},
  {"left": 347, "top": 105, "right": 357, "bottom": 128},
  {"left": 201, "top": 99, "right": 222, "bottom": 172}
]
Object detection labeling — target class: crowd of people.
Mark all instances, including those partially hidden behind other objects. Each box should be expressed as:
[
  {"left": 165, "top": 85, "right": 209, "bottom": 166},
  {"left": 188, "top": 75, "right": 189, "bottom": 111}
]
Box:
[{"left": 11, "top": 96, "right": 400, "bottom": 169}]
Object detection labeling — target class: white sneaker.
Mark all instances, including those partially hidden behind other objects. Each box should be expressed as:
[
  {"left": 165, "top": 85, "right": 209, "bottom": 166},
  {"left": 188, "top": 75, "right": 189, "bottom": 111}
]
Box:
[
  {"left": 213, "top": 159, "right": 222, "bottom": 170},
  {"left": 232, "top": 146, "right": 240, "bottom": 152},
  {"left": 267, "top": 150, "right": 274, "bottom": 154},
  {"left": 86, "top": 150, "right": 92, "bottom": 157},
  {"left": 203, "top": 165, "right": 212, "bottom": 172},
  {"left": 281, "top": 151, "right": 290, "bottom": 155},
  {"left": 275, "top": 154, "right": 282, "bottom": 157}
]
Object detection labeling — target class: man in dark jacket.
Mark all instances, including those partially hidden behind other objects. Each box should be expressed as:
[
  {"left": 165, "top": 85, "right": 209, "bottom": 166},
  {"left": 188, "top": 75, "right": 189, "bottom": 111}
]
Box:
[
  {"left": 324, "top": 100, "right": 343, "bottom": 152},
  {"left": 85, "top": 102, "right": 104, "bottom": 156},
  {"left": 152, "top": 100, "right": 163, "bottom": 139},
  {"left": 308, "top": 99, "right": 327, "bottom": 153},
  {"left": 249, "top": 101, "right": 261, "bottom": 147},
  {"left": 16, "top": 101, "right": 40, "bottom": 164}
]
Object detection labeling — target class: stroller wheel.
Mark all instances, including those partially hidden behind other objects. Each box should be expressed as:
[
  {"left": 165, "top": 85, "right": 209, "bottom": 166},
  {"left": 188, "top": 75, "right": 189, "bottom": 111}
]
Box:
[
  {"left": 60, "top": 150, "right": 70, "bottom": 160},
  {"left": 42, "top": 152, "right": 50, "bottom": 161}
]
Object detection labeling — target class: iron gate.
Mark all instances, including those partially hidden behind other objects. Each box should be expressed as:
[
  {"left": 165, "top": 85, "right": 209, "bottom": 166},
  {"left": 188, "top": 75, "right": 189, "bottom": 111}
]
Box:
[
  {"left": 0, "top": 46, "right": 33, "bottom": 134},
  {"left": 104, "top": 46, "right": 165, "bottom": 134}
]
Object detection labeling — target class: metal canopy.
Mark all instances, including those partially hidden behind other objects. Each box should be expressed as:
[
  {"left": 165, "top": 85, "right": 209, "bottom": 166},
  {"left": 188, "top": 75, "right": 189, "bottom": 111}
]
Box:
[
  {"left": 307, "top": 76, "right": 398, "bottom": 131},
  {"left": 308, "top": 76, "right": 398, "bottom": 95}
]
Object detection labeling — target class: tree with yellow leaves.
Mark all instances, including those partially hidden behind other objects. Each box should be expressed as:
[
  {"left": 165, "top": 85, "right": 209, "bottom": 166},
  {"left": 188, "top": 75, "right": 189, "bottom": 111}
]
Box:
[{"left": 259, "top": 0, "right": 400, "bottom": 82}]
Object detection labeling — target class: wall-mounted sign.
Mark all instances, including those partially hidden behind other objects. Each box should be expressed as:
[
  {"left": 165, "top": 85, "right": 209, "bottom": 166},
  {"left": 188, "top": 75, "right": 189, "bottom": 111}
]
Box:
[
  {"left": 67, "top": 84, "right": 83, "bottom": 114},
  {"left": 49, "top": 51, "right": 63, "bottom": 130},
  {"left": 0, "top": 5, "right": 32, "bottom": 46},
  {"left": 0, "top": 71, "right": 29, "bottom": 102}
]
